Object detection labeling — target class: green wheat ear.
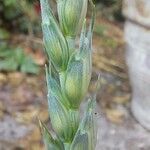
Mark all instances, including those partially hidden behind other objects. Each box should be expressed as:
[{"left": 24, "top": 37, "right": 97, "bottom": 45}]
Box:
[{"left": 39, "top": 0, "right": 99, "bottom": 149}]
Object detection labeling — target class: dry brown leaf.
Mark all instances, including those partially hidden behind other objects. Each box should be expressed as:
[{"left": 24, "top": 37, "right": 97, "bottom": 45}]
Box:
[
  {"left": 7, "top": 72, "right": 25, "bottom": 86},
  {"left": 0, "top": 73, "right": 7, "bottom": 85},
  {"left": 29, "top": 142, "right": 44, "bottom": 150},
  {"left": 26, "top": 76, "right": 38, "bottom": 86},
  {"left": 13, "top": 107, "right": 38, "bottom": 124},
  {"left": 38, "top": 108, "right": 49, "bottom": 123},
  {"left": 95, "top": 62, "right": 127, "bottom": 79},
  {"left": 0, "top": 101, "right": 6, "bottom": 111},
  {"left": 0, "top": 111, "right": 4, "bottom": 120},
  {"left": 28, "top": 126, "right": 41, "bottom": 142},
  {"left": 18, "top": 125, "right": 43, "bottom": 149},
  {"left": 112, "top": 94, "right": 131, "bottom": 104},
  {"left": 13, "top": 106, "right": 49, "bottom": 124},
  {"left": 105, "top": 108, "right": 125, "bottom": 124},
  {"left": 0, "top": 101, "right": 6, "bottom": 119},
  {"left": 32, "top": 51, "right": 46, "bottom": 66}
]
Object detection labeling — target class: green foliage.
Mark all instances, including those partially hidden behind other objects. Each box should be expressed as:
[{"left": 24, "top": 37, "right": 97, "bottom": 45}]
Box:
[
  {"left": 95, "top": 0, "right": 118, "bottom": 6},
  {"left": 0, "top": 0, "right": 40, "bottom": 33},
  {"left": 0, "top": 46, "right": 39, "bottom": 74},
  {"left": 95, "top": 0, "right": 124, "bottom": 21},
  {"left": 3, "top": 0, "right": 16, "bottom": 6},
  {"left": 0, "top": 28, "right": 10, "bottom": 39},
  {"left": 41, "top": 3, "right": 69, "bottom": 71},
  {"left": 57, "top": 0, "right": 87, "bottom": 38},
  {"left": 94, "top": 24, "right": 107, "bottom": 36},
  {"left": 0, "top": 0, "right": 21, "bottom": 21},
  {"left": 94, "top": 24, "right": 118, "bottom": 49},
  {"left": 70, "top": 98, "right": 97, "bottom": 150},
  {"left": 39, "top": 98, "right": 97, "bottom": 150},
  {"left": 40, "top": 0, "right": 99, "bottom": 149},
  {"left": 39, "top": 120, "right": 64, "bottom": 150}
]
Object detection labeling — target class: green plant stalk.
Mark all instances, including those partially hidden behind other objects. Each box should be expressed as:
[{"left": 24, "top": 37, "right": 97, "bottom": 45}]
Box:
[
  {"left": 64, "top": 143, "right": 71, "bottom": 150},
  {"left": 40, "top": 0, "right": 99, "bottom": 149}
]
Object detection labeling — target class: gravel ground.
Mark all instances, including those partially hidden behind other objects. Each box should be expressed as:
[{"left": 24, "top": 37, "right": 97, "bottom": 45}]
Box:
[{"left": 96, "top": 106, "right": 150, "bottom": 150}]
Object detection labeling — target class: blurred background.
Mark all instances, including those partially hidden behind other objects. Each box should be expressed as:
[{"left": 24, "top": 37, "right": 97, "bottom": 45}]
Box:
[{"left": 0, "top": 0, "right": 150, "bottom": 149}]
